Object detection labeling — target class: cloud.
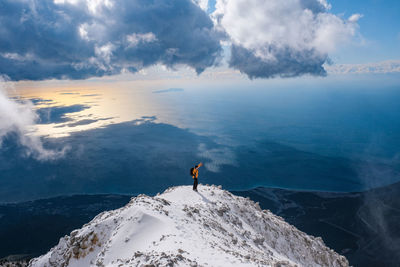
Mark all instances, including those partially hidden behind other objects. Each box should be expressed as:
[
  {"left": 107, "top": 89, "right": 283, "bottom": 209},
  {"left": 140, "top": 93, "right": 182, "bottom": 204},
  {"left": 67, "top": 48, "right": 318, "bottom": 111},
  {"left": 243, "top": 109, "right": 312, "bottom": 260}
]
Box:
[
  {"left": 153, "top": 88, "right": 184, "bottom": 94},
  {"left": 192, "top": 0, "right": 210, "bottom": 11},
  {"left": 197, "top": 143, "right": 236, "bottom": 172},
  {"left": 213, "top": 0, "right": 360, "bottom": 78},
  {"left": 0, "top": 0, "right": 222, "bottom": 81},
  {"left": 348, "top": 13, "right": 363, "bottom": 23},
  {"left": 0, "top": 77, "right": 66, "bottom": 160},
  {"left": 325, "top": 60, "right": 400, "bottom": 75},
  {"left": 0, "top": 0, "right": 361, "bottom": 81},
  {"left": 80, "top": 94, "right": 101, "bottom": 97}
]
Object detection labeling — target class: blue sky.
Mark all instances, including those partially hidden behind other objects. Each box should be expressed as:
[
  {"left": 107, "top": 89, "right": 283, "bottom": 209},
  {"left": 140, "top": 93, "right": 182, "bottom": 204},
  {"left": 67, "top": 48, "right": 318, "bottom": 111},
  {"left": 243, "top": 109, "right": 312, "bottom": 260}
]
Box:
[{"left": 329, "top": 0, "right": 400, "bottom": 63}]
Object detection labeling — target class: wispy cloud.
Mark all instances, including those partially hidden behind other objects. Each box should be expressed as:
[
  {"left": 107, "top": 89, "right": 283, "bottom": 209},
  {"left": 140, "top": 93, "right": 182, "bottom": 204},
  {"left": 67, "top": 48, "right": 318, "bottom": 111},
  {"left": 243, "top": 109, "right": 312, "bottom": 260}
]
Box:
[
  {"left": 153, "top": 88, "right": 184, "bottom": 94},
  {"left": 326, "top": 60, "right": 400, "bottom": 75},
  {"left": 0, "top": 77, "right": 67, "bottom": 160},
  {"left": 197, "top": 143, "right": 236, "bottom": 172}
]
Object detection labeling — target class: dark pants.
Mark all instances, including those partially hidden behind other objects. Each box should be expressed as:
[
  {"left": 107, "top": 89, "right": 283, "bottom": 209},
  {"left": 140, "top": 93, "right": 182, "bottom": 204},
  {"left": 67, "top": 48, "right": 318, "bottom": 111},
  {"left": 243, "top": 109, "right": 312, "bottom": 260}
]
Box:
[{"left": 193, "top": 178, "right": 198, "bottom": 191}]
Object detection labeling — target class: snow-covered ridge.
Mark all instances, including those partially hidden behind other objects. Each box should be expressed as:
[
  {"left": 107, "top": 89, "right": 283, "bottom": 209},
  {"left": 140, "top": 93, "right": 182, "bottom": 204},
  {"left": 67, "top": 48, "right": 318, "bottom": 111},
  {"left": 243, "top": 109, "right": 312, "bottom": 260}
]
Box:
[{"left": 29, "top": 185, "right": 349, "bottom": 267}]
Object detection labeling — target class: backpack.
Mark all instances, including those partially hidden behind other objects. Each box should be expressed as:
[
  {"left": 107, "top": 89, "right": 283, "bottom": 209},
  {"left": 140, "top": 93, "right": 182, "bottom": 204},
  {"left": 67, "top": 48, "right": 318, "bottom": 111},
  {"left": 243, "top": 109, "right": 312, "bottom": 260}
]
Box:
[{"left": 190, "top": 167, "right": 195, "bottom": 176}]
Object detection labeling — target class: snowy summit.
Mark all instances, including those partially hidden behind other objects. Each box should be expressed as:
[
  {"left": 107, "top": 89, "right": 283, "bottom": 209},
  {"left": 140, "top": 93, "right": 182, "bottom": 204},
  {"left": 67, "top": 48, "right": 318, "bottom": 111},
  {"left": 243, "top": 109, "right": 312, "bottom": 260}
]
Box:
[{"left": 30, "top": 185, "right": 349, "bottom": 267}]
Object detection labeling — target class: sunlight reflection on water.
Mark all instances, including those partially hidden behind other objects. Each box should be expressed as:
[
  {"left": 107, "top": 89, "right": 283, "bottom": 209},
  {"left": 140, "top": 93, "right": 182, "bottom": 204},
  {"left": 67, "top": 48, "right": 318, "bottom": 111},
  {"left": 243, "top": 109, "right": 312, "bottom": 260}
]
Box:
[{"left": 12, "top": 84, "right": 179, "bottom": 138}]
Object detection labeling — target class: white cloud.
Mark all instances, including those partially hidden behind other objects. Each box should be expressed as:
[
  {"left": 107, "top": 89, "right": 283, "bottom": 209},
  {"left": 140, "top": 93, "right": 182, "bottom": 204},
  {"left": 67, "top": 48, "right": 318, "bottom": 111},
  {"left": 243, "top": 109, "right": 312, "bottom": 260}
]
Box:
[
  {"left": 94, "top": 42, "right": 115, "bottom": 64},
  {"left": 0, "top": 53, "right": 34, "bottom": 61},
  {"left": 197, "top": 143, "right": 236, "bottom": 172},
  {"left": 213, "top": 0, "right": 361, "bottom": 78},
  {"left": 0, "top": 77, "right": 67, "bottom": 160},
  {"left": 78, "top": 23, "right": 90, "bottom": 41},
  {"left": 54, "top": 0, "right": 80, "bottom": 5},
  {"left": 325, "top": 60, "right": 400, "bottom": 75},
  {"left": 126, "top": 33, "right": 157, "bottom": 48},
  {"left": 192, "top": 0, "right": 209, "bottom": 11},
  {"left": 54, "top": 0, "right": 113, "bottom": 15},
  {"left": 86, "top": 0, "right": 114, "bottom": 15},
  {"left": 348, "top": 13, "right": 363, "bottom": 23}
]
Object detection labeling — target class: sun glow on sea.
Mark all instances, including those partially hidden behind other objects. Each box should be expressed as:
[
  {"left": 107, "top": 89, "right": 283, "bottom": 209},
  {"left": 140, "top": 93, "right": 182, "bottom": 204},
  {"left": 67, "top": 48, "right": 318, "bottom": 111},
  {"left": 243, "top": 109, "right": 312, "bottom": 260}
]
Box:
[{"left": 10, "top": 80, "right": 168, "bottom": 138}]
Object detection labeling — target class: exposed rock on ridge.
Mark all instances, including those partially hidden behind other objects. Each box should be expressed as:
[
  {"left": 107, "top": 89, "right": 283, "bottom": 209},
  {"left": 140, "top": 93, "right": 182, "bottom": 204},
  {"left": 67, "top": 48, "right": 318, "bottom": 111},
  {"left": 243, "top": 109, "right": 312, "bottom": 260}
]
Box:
[{"left": 29, "top": 185, "right": 349, "bottom": 267}]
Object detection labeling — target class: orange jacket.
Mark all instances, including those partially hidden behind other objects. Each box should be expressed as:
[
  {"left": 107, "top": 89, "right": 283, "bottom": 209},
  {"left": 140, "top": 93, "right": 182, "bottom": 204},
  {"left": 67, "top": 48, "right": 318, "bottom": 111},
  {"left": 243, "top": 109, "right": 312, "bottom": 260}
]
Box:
[
  {"left": 192, "top": 168, "right": 199, "bottom": 179},
  {"left": 192, "top": 162, "right": 202, "bottom": 179}
]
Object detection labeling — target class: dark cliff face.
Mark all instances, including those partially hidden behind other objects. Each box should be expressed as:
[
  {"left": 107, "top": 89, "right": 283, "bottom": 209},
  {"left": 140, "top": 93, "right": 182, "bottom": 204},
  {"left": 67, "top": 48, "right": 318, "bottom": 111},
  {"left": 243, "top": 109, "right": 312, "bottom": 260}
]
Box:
[{"left": 233, "top": 182, "right": 400, "bottom": 267}]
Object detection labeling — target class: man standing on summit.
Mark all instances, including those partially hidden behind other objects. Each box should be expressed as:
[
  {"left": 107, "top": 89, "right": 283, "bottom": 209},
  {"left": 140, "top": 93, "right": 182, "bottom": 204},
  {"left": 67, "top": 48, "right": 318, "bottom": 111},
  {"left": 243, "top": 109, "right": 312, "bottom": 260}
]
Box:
[{"left": 191, "top": 163, "right": 203, "bottom": 192}]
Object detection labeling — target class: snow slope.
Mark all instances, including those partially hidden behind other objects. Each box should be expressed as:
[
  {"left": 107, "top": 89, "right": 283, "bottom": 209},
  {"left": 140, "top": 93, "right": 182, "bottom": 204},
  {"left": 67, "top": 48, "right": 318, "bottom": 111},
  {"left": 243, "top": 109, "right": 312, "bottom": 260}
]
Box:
[{"left": 29, "top": 185, "right": 349, "bottom": 267}]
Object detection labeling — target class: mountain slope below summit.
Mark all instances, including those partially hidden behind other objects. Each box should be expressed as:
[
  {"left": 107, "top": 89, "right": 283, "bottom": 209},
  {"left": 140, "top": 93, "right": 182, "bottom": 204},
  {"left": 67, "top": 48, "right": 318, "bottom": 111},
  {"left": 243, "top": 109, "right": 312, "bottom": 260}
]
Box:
[{"left": 30, "top": 185, "right": 348, "bottom": 267}]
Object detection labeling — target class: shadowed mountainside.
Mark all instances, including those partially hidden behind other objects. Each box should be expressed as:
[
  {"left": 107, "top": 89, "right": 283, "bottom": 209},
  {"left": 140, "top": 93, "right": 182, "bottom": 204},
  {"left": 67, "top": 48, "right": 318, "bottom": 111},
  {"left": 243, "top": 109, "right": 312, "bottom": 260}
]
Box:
[
  {"left": 233, "top": 181, "right": 400, "bottom": 267},
  {"left": 0, "top": 194, "right": 131, "bottom": 260}
]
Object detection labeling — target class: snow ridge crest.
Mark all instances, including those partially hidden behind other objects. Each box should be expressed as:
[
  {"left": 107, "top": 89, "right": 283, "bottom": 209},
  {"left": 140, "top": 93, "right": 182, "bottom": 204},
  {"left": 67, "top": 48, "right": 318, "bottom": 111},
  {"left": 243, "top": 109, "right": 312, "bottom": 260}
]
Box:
[{"left": 29, "top": 185, "right": 349, "bottom": 267}]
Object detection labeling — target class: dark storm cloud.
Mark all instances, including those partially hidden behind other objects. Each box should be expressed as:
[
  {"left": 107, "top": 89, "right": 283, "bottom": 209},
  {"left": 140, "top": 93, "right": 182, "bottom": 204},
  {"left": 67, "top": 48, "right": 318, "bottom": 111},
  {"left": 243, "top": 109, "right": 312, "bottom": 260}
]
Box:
[
  {"left": 229, "top": 45, "right": 327, "bottom": 79},
  {"left": 0, "top": 0, "right": 360, "bottom": 81},
  {"left": 0, "top": 0, "right": 222, "bottom": 81}
]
